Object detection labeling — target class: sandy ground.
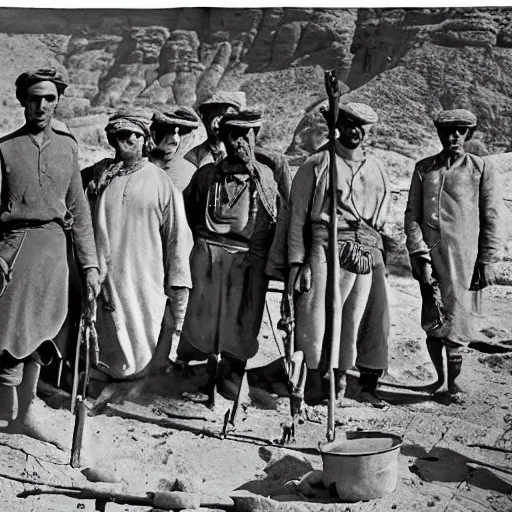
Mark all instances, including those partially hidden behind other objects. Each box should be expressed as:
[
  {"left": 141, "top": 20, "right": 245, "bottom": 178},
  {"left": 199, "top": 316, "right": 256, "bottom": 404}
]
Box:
[{"left": 0, "top": 275, "right": 511, "bottom": 512}]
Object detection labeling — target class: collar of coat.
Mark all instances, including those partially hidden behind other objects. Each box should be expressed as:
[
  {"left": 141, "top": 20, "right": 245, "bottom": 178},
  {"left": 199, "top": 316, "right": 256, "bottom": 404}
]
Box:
[{"left": 216, "top": 158, "right": 278, "bottom": 222}]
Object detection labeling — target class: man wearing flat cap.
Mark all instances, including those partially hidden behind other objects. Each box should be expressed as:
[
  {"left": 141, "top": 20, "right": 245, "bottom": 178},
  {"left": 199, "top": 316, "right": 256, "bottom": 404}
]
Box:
[
  {"left": 287, "top": 101, "right": 392, "bottom": 407},
  {"left": 0, "top": 68, "right": 100, "bottom": 447},
  {"left": 405, "top": 109, "right": 501, "bottom": 398},
  {"left": 149, "top": 106, "right": 204, "bottom": 192},
  {"left": 178, "top": 111, "right": 282, "bottom": 397},
  {"left": 186, "top": 91, "right": 292, "bottom": 281},
  {"left": 83, "top": 111, "right": 193, "bottom": 380}
]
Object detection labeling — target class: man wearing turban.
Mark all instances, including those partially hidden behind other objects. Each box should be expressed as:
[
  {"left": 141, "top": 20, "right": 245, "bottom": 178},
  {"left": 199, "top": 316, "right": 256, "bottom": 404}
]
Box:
[
  {"left": 287, "top": 102, "right": 392, "bottom": 408},
  {"left": 83, "top": 111, "right": 193, "bottom": 380},
  {"left": 405, "top": 109, "right": 502, "bottom": 398},
  {"left": 0, "top": 68, "right": 100, "bottom": 448},
  {"left": 149, "top": 106, "right": 205, "bottom": 192},
  {"left": 178, "top": 111, "right": 282, "bottom": 398},
  {"left": 185, "top": 91, "right": 292, "bottom": 281}
]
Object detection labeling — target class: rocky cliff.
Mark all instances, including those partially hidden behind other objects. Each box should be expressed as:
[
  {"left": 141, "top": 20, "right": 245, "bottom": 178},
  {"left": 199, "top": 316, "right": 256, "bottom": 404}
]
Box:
[{"left": 2, "top": 6, "right": 512, "bottom": 279}]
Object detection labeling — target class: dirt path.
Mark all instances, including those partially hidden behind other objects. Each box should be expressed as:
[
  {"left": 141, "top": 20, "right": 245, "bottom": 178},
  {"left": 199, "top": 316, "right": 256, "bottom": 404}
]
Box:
[{"left": 1, "top": 277, "right": 511, "bottom": 511}]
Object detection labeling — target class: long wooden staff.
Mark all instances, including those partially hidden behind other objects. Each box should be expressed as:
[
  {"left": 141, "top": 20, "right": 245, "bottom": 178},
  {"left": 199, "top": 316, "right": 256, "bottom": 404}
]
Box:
[{"left": 324, "top": 70, "right": 342, "bottom": 443}]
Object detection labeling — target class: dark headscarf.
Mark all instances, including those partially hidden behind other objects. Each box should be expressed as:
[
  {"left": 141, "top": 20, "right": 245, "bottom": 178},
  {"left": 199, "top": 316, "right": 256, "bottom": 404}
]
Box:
[
  {"left": 151, "top": 106, "right": 201, "bottom": 132},
  {"left": 15, "top": 68, "right": 68, "bottom": 104}
]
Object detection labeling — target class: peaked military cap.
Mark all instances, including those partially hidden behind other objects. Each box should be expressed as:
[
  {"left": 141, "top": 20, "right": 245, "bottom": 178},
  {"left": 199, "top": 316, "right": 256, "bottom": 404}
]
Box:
[
  {"left": 220, "top": 110, "right": 262, "bottom": 130},
  {"left": 434, "top": 109, "right": 477, "bottom": 128},
  {"left": 338, "top": 102, "right": 379, "bottom": 126}
]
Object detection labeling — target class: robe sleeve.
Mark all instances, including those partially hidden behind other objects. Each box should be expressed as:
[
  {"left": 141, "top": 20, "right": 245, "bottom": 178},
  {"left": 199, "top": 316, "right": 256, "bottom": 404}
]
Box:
[
  {"left": 404, "top": 166, "right": 430, "bottom": 259},
  {"left": 373, "top": 158, "right": 392, "bottom": 232},
  {"left": 183, "top": 164, "right": 212, "bottom": 234},
  {"left": 288, "top": 159, "right": 315, "bottom": 266},
  {"left": 264, "top": 152, "right": 293, "bottom": 281},
  {"left": 66, "top": 146, "right": 99, "bottom": 270},
  {"left": 478, "top": 161, "right": 502, "bottom": 264},
  {"left": 162, "top": 180, "right": 193, "bottom": 293}
]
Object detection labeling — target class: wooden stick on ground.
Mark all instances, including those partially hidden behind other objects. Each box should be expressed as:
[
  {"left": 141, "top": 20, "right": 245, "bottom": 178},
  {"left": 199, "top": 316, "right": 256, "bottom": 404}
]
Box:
[{"left": 466, "top": 443, "right": 512, "bottom": 454}]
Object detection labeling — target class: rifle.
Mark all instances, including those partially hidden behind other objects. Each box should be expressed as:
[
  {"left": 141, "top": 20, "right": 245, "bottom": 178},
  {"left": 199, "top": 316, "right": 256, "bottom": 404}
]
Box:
[
  {"left": 324, "top": 69, "right": 342, "bottom": 443},
  {"left": 18, "top": 485, "right": 234, "bottom": 512},
  {"left": 70, "top": 292, "right": 107, "bottom": 468}
]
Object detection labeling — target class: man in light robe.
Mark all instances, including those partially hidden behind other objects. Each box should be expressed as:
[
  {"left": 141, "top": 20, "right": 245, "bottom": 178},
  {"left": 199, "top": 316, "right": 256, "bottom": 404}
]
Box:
[
  {"left": 149, "top": 106, "right": 204, "bottom": 192},
  {"left": 0, "top": 68, "right": 100, "bottom": 448},
  {"left": 84, "top": 112, "right": 193, "bottom": 380},
  {"left": 287, "top": 102, "right": 391, "bottom": 407},
  {"left": 404, "top": 109, "right": 501, "bottom": 398},
  {"left": 177, "top": 112, "right": 281, "bottom": 396}
]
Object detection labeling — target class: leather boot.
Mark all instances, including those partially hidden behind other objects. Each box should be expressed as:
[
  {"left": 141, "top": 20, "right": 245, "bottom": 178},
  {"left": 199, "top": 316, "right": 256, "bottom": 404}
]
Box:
[
  {"left": 304, "top": 369, "right": 327, "bottom": 406},
  {"left": 426, "top": 336, "right": 445, "bottom": 392},
  {"left": 446, "top": 345, "right": 463, "bottom": 396}
]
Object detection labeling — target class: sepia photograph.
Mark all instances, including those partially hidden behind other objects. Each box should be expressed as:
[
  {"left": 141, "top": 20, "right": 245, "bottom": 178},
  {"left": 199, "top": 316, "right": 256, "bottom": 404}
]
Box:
[{"left": 0, "top": 2, "right": 511, "bottom": 511}]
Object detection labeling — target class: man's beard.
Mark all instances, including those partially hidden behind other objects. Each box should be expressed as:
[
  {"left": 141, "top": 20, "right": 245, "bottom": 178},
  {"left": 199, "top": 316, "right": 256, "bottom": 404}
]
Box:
[
  {"left": 232, "top": 140, "right": 254, "bottom": 166},
  {"left": 119, "top": 143, "right": 143, "bottom": 163}
]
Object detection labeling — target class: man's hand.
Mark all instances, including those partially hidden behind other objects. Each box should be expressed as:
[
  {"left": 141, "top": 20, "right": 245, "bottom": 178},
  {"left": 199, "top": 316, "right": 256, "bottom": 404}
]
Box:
[
  {"left": 85, "top": 268, "right": 101, "bottom": 300},
  {"left": 470, "top": 262, "right": 498, "bottom": 291},
  {"left": 410, "top": 255, "right": 432, "bottom": 285},
  {"left": 169, "top": 286, "right": 190, "bottom": 333},
  {"left": 288, "top": 263, "right": 312, "bottom": 294}
]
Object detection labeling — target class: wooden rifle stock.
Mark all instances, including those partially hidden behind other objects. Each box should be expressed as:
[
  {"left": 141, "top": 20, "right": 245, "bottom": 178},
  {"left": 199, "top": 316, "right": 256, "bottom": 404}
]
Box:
[{"left": 70, "top": 295, "right": 94, "bottom": 468}]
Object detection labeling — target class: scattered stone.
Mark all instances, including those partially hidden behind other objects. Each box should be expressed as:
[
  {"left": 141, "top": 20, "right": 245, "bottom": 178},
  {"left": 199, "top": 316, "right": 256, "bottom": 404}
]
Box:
[
  {"left": 173, "top": 475, "right": 203, "bottom": 493},
  {"left": 81, "top": 466, "right": 122, "bottom": 483}
]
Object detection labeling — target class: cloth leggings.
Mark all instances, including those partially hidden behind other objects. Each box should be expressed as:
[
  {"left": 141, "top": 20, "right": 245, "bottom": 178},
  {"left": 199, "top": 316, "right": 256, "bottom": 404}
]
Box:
[{"left": 0, "top": 342, "right": 54, "bottom": 387}]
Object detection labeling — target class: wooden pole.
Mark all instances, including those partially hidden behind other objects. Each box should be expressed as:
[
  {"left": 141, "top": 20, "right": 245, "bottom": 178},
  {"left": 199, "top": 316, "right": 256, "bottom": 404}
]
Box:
[{"left": 324, "top": 70, "right": 342, "bottom": 443}]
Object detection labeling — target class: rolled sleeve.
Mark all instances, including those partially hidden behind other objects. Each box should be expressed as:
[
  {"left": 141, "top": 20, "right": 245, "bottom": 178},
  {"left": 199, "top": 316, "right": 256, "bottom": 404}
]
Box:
[{"left": 162, "top": 181, "right": 193, "bottom": 292}]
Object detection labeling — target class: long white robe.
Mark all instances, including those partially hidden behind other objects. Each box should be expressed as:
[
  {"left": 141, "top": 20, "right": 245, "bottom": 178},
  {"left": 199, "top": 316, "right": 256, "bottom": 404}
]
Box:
[{"left": 89, "top": 161, "right": 193, "bottom": 379}]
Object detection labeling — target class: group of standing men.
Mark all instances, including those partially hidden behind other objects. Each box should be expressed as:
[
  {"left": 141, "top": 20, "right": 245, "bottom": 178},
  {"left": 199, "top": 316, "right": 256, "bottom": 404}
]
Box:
[{"left": 0, "top": 68, "right": 502, "bottom": 447}]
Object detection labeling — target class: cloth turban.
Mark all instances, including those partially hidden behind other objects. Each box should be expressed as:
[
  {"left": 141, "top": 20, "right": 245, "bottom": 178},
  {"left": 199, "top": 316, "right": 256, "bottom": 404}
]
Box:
[
  {"left": 105, "top": 112, "right": 151, "bottom": 140},
  {"left": 197, "top": 91, "right": 247, "bottom": 112},
  {"left": 151, "top": 106, "right": 201, "bottom": 131},
  {"left": 434, "top": 109, "right": 477, "bottom": 129},
  {"left": 15, "top": 68, "right": 68, "bottom": 103},
  {"left": 220, "top": 111, "right": 262, "bottom": 132}
]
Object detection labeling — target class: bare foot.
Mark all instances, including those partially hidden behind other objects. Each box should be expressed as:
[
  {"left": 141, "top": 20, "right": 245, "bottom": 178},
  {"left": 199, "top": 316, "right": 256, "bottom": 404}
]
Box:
[
  {"left": 424, "top": 379, "right": 445, "bottom": 395},
  {"left": 14, "top": 397, "right": 70, "bottom": 452}
]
